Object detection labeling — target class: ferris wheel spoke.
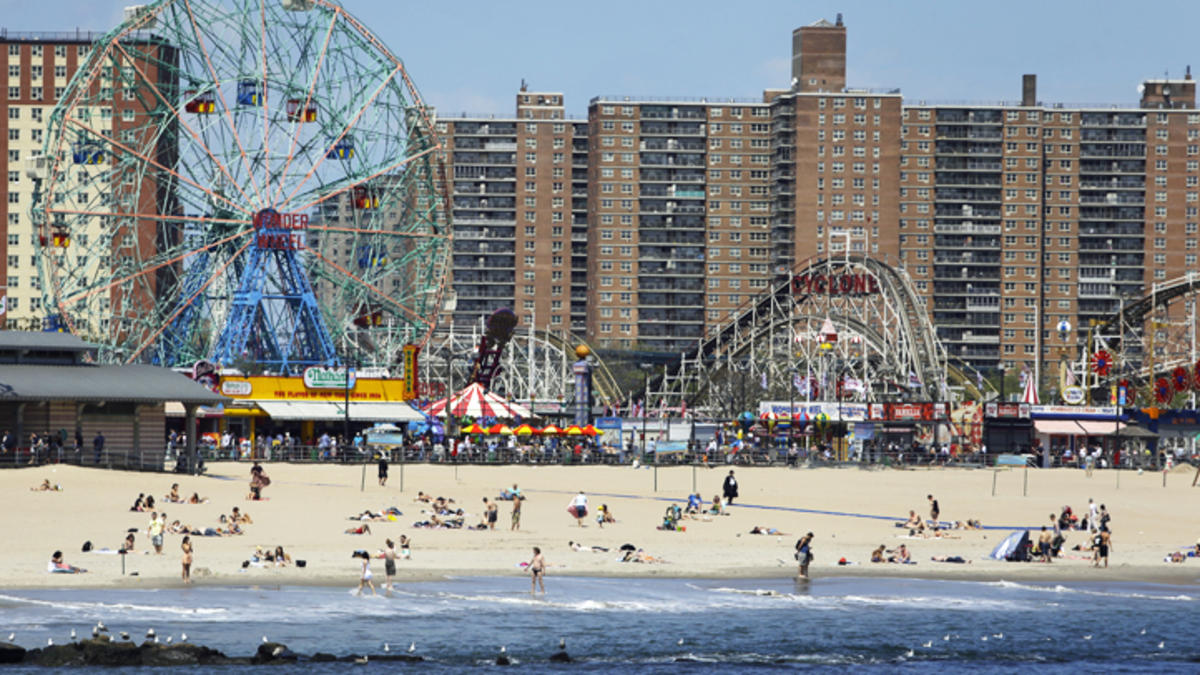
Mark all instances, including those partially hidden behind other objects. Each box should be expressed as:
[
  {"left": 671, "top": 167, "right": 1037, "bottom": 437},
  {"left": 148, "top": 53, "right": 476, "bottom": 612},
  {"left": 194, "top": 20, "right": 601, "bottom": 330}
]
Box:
[
  {"left": 181, "top": 0, "right": 267, "bottom": 207},
  {"left": 57, "top": 226, "right": 252, "bottom": 306},
  {"left": 64, "top": 117, "right": 253, "bottom": 217},
  {"left": 268, "top": 9, "right": 337, "bottom": 208},
  {"left": 307, "top": 224, "right": 448, "bottom": 240},
  {"left": 111, "top": 40, "right": 256, "bottom": 209},
  {"left": 286, "top": 144, "right": 438, "bottom": 215},
  {"left": 276, "top": 62, "right": 405, "bottom": 209},
  {"left": 125, "top": 238, "right": 253, "bottom": 363},
  {"left": 308, "top": 248, "right": 430, "bottom": 326}
]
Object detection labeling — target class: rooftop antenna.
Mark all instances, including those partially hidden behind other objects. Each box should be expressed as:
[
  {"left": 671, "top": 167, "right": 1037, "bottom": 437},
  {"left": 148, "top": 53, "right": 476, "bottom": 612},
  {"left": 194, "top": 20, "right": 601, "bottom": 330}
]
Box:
[
  {"left": 520, "top": 78, "right": 527, "bottom": 92},
  {"left": 835, "top": 12, "right": 843, "bottom": 26}
]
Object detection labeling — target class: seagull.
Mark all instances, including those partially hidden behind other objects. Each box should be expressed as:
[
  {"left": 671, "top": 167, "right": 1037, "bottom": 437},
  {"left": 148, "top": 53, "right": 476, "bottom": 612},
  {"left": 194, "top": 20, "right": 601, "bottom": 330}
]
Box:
[
  {"left": 1139, "top": 628, "right": 1147, "bottom": 635},
  {"left": 353, "top": 655, "right": 369, "bottom": 665},
  {"left": 96, "top": 622, "right": 107, "bottom": 633},
  {"left": 120, "top": 632, "right": 130, "bottom": 641},
  {"left": 146, "top": 628, "right": 156, "bottom": 639},
  {"left": 1083, "top": 635, "right": 1092, "bottom": 640},
  {"left": 5, "top": 633, "right": 12, "bottom": 642},
  {"left": 943, "top": 634, "right": 950, "bottom": 641},
  {"left": 922, "top": 641, "right": 932, "bottom": 648},
  {"left": 1159, "top": 641, "right": 1165, "bottom": 650},
  {"left": 559, "top": 638, "right": 566, "bottom": 650},
  {"left": 166, "top": 637, "right": 173, "bottom": 644},
  {"left": 180, "top": 633, "right": 188, "bottom": 643},
  {"left": 262, "top": 635, "right": 269, "bottom": 644},
  {"left": 904, "top": 649, "right": 914, "bottom": 658},
  {"left": 408, "top": 642, "right": 415, "bottom": 653},
  {"left": 91, "top": 627, "right": 98, "bottom": 638},
  {"left": 981, "top": 636, "right": 988, "bottom": 642},
  {"left": 70, "top": 629, "right": 76, "bottom": 641},
  {"left": 47, "top": 638, "right": 54, "bottom": 646},
  {"left": 993, "top": 633, "right": 1004, "bottom": 640},
  {"left": 383, "top": 643, "right": 390, "bottom": 653},
  {"left": 677, "top": 638, "right": 684, "bottom": 646}
]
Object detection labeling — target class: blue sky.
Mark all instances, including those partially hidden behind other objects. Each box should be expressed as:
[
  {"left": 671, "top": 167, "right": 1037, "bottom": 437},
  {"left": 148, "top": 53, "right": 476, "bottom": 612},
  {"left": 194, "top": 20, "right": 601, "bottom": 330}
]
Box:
[{"left": 3, "top": 0, "right": 1199, "bottom": 116}]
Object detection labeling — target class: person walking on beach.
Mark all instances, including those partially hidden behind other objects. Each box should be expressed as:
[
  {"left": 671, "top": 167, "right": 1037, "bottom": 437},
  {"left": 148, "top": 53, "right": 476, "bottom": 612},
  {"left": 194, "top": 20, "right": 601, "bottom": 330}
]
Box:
[
  {"left": 511, "top": 493, "right": 523, "bottom": 531},
  {"left": 795, "top": 532, "right": 814, "bottom": 579},
  {"left": 1095, "top": 528, "right": 1112, "bottom": 568},
  {"left": 180, "top": 536, "right": 193, "bottom": 584},
  {"left": 356, "top": 551, "right": 376, "bottom": 596},
  {"left": 568, "top": 491, "right": 588, "bottom": 527},
  {"left": 927, "top": 494, "right": 940, "bottom": 529},
  {"left": 529, "top": 546, "right": 546, "bottom": 594},
  {"left": 382, "top": 539, "right": 397, "bottom": 595},
  {"left": 378, "top": 454, "right": 389, "bottom": 487},
  {"left": 723, "top": 470, "right": 739, "bottom": 506},
  {"left": 148, "top": 511, "right": 165, "bottom": 555}
]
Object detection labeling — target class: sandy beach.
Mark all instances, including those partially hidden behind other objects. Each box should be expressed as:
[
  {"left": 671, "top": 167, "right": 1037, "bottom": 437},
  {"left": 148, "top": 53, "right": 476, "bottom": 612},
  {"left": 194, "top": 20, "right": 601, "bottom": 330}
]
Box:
[{"left": 6, "top": 461, "right": 1200, "bottom": 589}]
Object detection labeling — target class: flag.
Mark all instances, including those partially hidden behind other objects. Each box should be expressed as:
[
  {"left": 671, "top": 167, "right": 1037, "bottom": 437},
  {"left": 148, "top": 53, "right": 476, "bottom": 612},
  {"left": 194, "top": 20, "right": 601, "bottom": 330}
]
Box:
[
  {"left": 975, "top": 370, "right": 984, "bottom": 390},
  {"left": 680, "top": 399, "right": 688, "bottom": 417},
  {"left": 907, "top": 372, "right": 922, "bottom": 389},
  {"left": 760, "top": 371, "right": 768, "bottom": 390},
  {"left": 793, "top": 371, "right": 804, "bottom": 394},
  {"left": 657, "top": 397, "right": 667, "bottom": 418}
]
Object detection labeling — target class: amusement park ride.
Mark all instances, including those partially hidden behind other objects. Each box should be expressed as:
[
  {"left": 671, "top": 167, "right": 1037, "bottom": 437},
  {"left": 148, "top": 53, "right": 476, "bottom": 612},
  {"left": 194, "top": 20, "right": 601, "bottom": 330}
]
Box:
[{"left": 30, "top": 0, "right": 450, "bottom": 374}]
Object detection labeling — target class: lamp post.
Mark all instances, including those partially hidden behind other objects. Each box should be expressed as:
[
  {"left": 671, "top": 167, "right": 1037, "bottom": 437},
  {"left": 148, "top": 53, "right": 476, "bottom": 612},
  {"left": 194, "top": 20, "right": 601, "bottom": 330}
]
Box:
[
  {"left": 998, "top": 364, "right": 1006, "bottom": 403},
  {"left": 639, "top": 362, "right": 652, "bottom": 463},
  {"left": 442, "top": 293, "right": 459, "bottom": 460}
]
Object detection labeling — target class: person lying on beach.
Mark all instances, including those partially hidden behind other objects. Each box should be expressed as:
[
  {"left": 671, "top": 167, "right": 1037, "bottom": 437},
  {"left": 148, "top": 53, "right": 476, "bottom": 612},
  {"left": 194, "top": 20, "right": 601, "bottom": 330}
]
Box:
[
  {"left": 620, "top": 548, "right": 666, "bottom": 564},
  {"left": 131, "top": 493, "right": 146, "bottom": 512},
  {"left": 930, "top": 555, "right": 970, "bottom": 564},
  {"left": 498, "top": 484, "right": 522, "bottom": 501},
  {"left": 188, "top": 492, "right": 209, "bottom": 504},
  {"left": 231, "top": 507, "right": 252, "bottom": 525},
  {"left": 48, "top": 550, "right": 86, "bottom": 574},
  {"left": 749, "top": 526, "right": 785, "bottom": 535},
  {"left": 345, "top": 524, "right": 372, "bottom": 535},
  {"left": 413, "top": 492, "right": 433, "bottom": 503},
  {"left": 164, "top": 484, "right": 183, "bottom": 503},
  {"left": 569, "top": 540, "right": 610, "bottom": 553},
  {"left": 30, "top": 479, "right": 61, "bottom": 492},
  {"left": 870, "top": 545, "right": 886, "bottom": 563},
  {"left": 1167, "top": 551, "right": 1186, "bottom": 563},
  {"left": 167, "top": 520, "right": 196, "bottom": 535}
]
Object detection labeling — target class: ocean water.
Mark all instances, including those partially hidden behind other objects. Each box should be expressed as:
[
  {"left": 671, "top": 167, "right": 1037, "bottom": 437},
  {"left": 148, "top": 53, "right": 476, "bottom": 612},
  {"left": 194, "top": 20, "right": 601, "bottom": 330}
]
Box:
[{"left": 1, "top": 576, "right": 1199, "bottom": 672}]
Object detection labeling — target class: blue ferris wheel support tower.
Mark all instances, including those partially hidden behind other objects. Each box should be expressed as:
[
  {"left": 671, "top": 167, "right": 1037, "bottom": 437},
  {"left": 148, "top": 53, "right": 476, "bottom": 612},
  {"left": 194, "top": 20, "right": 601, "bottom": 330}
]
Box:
[{"left": 211, "top": 208, "right": 338, "bottom": 374}]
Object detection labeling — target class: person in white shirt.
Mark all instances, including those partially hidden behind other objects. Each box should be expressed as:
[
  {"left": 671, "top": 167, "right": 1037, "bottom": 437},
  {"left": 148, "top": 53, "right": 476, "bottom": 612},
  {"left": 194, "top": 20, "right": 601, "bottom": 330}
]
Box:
[{"left": 568, "top": 491, "right": 588, "bottom": 527}]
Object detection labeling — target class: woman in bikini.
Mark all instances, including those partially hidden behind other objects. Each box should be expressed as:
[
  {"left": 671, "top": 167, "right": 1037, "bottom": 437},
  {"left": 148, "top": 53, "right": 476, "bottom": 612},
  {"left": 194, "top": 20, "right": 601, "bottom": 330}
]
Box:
[
  {"left": 180, "top": 536, "right": 193, "bottom": 584},
  {"left": 529, "top": 546, "right": 546, "bottom": 594}
]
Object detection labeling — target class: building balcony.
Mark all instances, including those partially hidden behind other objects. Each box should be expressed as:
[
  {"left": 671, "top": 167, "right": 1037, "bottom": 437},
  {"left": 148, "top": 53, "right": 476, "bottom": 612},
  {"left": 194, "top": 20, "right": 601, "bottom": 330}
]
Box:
[{"left": 933, "top": 223, "right": 1002, "bottom": 235}]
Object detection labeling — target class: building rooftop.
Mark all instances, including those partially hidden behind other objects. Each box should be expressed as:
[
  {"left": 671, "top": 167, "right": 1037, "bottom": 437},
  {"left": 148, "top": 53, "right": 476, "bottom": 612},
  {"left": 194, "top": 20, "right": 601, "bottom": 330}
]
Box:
[{"left": 0, "top": 363, "right": 229, "bottom": 405}]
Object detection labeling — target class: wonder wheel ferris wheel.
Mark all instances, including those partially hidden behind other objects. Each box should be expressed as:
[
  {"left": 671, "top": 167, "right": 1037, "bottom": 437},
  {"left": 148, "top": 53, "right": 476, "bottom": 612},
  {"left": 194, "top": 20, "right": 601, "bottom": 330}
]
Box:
[{"left": 32, "top": 0, "right": 450, "bottom": 374}]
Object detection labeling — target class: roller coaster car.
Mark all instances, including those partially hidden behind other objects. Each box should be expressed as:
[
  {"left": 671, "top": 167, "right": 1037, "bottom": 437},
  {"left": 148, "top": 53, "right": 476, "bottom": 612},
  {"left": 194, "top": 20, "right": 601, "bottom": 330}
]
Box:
[
  {"left": 286, "top": 98, "right": 318, "bottom": 123},
  {"left": 184, "top": 90, "right": 216, "bottom": 114},
  {"left": 327, "top": 135, "right": 354, "bottom": 160},
  {"left": 352, "top": 310, "right": 384, "bottom": 327},
  {"left": 352, "top": 185, "right": 378, "bottom": 209},
  {"left": 71, "top": 142, "right": 104, "bottom": 165},
  {"left": 236, "top": 80, "right": 263, "bottom": 106}
]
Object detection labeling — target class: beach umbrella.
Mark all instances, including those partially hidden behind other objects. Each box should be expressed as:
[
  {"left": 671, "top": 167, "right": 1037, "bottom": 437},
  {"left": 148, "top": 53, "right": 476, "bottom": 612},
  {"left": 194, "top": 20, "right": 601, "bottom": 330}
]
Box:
[
  {"left": 541, "top": 424, "right": 563, "bottom": 435},
  {"left": 488, "top": 424, "right": 514, "bottom": 435},
  {"left": 425, "top": 382, "right": 533, "bottom": 419},
  {"left": 563, "top": 425, "right": 584, "bottom": 436},
  {"left": 462, "top": 423, "right": 485, "bottom": 434},
  {"left": 581, "top": 425, "right": 599, "bottom": 437},
  {"left": 759, "top": 411, "right": 780, "bottom": 421},
  {"left": 513, "top": 424, "right": 538, "bottom": 436},
  {"left": 1021, "top": 371, "right": 1040, "bottom": 405}
]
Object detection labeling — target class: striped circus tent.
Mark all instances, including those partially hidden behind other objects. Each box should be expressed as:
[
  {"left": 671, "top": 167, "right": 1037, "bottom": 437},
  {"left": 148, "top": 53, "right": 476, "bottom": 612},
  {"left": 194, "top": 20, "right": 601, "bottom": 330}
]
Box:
[{"left": 425, "top": 382, "right": 532, "bottom": 419}]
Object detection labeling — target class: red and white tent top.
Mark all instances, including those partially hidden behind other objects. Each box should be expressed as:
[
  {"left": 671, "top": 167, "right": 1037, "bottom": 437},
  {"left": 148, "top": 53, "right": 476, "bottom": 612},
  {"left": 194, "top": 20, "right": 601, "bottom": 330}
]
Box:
[{"left": 425, "top": 382, "right": 532, "bottom": 419}]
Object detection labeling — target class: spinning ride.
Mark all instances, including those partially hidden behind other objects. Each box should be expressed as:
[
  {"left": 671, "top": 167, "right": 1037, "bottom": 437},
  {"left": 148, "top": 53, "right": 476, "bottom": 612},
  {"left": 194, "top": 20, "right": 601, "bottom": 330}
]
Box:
[{"left": 32, "top": 0, "right": 449, "bottom": 373}]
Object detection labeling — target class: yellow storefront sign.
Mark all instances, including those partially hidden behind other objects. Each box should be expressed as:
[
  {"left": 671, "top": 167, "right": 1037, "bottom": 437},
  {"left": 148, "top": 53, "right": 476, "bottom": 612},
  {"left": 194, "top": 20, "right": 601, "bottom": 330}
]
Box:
[{"left": 219, "top": 375, "right": 411, "bottom": 403}]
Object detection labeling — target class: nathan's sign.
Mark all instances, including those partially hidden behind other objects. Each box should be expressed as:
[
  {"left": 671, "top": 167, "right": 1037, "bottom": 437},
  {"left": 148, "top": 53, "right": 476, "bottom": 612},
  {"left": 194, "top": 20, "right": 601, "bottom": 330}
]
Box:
[
  {"left": 303, "top": 366, "right": 356, "bottom": 390},
  {"left": 792, "top": 271, "right": 880, "bottom": 296}
]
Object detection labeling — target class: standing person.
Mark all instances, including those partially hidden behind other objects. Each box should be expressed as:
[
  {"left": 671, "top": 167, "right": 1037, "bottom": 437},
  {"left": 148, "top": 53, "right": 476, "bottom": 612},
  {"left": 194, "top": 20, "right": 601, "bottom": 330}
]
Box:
[
  {"left": 382, "top": 539, "right": 397, "bottom": 595},
  {"left": 148, "top": 511, "right": 164, "bottom": 555},
  {"left": 795, "top": 532, "right": 814, "bottom": 579},
  {"left": 93, "top": 431, "right": 105, "bottom": 465},
  {"left": 377, "top": 453, "right": 389, "bottom": 487},
  {"left": 180, "top": 536, "right": 193, "bottom": 584},
  {"left": 356, "top": 551, "right": 376, "bottom": 596},
  {"left": 1087, "top": 498, "right": 1098, "bottom": 532},
  {"left": 927, "top": 494, "right": 940, "bottom": 529},
  {"left": 484, "top": 498, "right": 498, "bottom": 530},
  {"left": 568, "top": 491, "right": 588, "bottom": 527},
  {"left": 511, "top": 494, "right": 523, "bottom": 531},
  {"left": 723, "top": 470, "right": 739, "bottom": 506},
  {"left": 1096, "top": 528, "right": 1112, "bottom": 568},
  {"left": 529, "top": 546, "right": 546, "bottom": 594},
  {"left": 1037, "top": 526, "right": 1054, "bottom": 563}
]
